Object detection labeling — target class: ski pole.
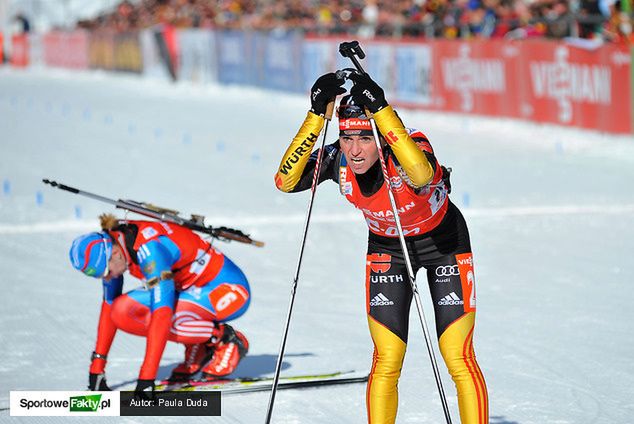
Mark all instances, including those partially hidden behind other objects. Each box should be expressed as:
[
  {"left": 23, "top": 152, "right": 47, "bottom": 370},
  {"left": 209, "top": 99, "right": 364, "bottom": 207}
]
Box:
[
  {"left": 339, "top": 41, "right": 453, "bottom": 424},
  {"left": 42, "top": 179, "right": 264, "bottom": 247},
  {"left": 265, "top": 100, "right": 336, "bottom": 424}
]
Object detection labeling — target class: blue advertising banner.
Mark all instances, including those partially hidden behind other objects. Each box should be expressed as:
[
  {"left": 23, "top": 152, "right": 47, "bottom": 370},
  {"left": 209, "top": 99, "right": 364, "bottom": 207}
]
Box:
[
  {"left": 360, "top": 42, "right": 395, "bottom": 95},
  {"left": 394, "top": 44, "right": 433, "bottom": 106},
  {"left": 302, "top": 39, "right": 337, "bottom": 91},
  {"left": 262, "top": 30, "right": 303, "bottom": 92},
  {"left": 250, "top": 31, "right": 267, "bottom": 87},
  {"left": 217, "top": 30, "right": 250, "bottom": 85},
  {"left": 332, "top": 40, "right": 395, "bottom": 98}
]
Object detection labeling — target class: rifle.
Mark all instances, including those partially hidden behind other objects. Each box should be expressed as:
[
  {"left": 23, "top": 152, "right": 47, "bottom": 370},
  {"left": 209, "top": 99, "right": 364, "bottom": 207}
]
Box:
[{"left": 42, "top": 179, "right": 264, "bottom": 247}]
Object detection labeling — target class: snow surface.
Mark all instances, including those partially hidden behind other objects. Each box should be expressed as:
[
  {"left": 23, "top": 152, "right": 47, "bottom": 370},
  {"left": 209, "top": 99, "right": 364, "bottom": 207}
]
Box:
[{"left": 1, "top": 67, "right": 633, "bottom": 424}]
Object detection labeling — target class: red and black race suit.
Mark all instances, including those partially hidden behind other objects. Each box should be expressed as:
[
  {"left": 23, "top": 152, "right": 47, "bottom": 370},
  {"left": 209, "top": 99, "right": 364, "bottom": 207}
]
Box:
[
  {"left": 367, "top": 200, "right": 474, "bottom": 342},
  {"left": 278, "top": 138, "right": 487, "bottom": 424}
]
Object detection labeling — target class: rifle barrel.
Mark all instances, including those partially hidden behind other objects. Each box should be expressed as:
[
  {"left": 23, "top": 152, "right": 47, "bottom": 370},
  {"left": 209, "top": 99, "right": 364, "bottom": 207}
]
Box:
[{"left": 42, "top": 179, "right": 264, "bottom": 247}]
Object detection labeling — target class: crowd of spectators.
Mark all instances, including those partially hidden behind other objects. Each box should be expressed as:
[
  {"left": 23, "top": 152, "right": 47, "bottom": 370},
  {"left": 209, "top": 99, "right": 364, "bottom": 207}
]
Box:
[{"left": 75, "top": 0, "right": 633, "bottom": 43}]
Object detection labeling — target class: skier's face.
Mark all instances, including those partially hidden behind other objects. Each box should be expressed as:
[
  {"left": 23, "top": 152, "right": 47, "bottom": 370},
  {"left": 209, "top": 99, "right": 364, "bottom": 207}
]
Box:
[
  {"left": 105, "top": 244, "right": 127, "bottom": 280},
  {"left": 339, "top": 135, "right": 379, "bottom": 174}
]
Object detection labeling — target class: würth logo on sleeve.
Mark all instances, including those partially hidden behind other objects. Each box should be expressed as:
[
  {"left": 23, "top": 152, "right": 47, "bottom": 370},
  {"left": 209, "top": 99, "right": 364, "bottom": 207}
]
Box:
[{"left": 278, "top": 133, "right": 319, "bottom": 175}]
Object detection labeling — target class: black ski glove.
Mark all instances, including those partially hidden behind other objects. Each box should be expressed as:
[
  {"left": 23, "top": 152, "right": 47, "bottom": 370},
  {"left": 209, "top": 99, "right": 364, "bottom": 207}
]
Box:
[
  {"left": 310, "top": 73, "right": 346, "bottom": 116},
  {"left": 134, "top": 379, "right": 155, "bottom": 400},
  {"left": 88, "top": 373, "right": 111, "bottom": 391},
  {"left": 348, "top": 72, "right": 388, "bottom": 114}
]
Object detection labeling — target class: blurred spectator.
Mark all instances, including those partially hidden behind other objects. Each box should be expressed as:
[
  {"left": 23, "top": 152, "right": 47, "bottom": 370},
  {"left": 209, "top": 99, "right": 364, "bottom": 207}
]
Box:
[
  {"left": 602, "top": 0, "right": 634, "bottom": 42},
  {"left": 578, "top": 0, "right": 604, "bottom": 37},
  {"left": 14, "top": 13, "right": 31, "bottom": 33},
  {"left": 72, "top": 0, "right": 630, "bottom": 43},
  {"left": 359, "top": 0, "right": 379, "bottom": 37}
]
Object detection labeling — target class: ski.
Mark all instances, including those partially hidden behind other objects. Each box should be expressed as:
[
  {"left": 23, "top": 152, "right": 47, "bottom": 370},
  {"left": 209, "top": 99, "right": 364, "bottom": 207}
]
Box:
[{"left": 155, "top": 370, "right": 368, "bottom": 393}]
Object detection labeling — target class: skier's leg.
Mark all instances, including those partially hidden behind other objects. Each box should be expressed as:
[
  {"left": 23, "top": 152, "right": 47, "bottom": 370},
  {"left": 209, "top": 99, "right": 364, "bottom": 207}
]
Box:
[
  {"left": 365, "top": 251, "right": 412, "bottom": 424},
  {"left": 110, "top": 288, "right": 152, "bottom": 337},
  {"left": 173, "top": 255, "right": 251, "bottom": 343},
  {"left": 186, "top": 255, "right": 251, "bottom": 322},
  {"left": 427, "top": 253, "right": 488, "bottom": 424},
  {"left": 172, "top": 256, "right": 251, "bottom": 378},
  {"left": 108, "top": 254, "right": 249, "bottom": 346}
]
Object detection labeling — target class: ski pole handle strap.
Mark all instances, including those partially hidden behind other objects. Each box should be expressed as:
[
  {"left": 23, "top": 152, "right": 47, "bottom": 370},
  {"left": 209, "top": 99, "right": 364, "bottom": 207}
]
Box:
[{"left": 324, "top": 100, "right": 335, "bottom": 121}]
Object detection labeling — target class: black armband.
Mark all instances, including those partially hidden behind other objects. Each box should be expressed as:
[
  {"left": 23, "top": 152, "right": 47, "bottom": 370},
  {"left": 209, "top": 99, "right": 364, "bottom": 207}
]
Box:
[{"left": 91, "top": 351, "right": 108, "bottom": 361}]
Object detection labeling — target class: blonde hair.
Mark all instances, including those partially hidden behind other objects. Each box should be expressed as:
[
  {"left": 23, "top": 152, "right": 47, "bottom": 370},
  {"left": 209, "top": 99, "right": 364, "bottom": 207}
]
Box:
[{"left": 99, "top": 213, "right": 119, "bottom": 231}]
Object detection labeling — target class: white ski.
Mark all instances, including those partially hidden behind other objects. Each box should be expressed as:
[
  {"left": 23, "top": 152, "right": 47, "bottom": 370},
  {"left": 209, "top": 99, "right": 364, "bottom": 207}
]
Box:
[{"left": 156, "top": 370, "right": 368, "bottom": 393}]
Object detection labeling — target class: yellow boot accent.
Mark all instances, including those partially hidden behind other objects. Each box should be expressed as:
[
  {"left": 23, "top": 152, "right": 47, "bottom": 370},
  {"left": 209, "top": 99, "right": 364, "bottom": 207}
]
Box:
[
  {"left": 366, "top": 316, "right": 407, "bottom": 424},
  {"left": 274, "top": 111, "right": 325, "bottom": 192},
  {"left": 438, "top": 312, "right": 489, "bottom": 424}
]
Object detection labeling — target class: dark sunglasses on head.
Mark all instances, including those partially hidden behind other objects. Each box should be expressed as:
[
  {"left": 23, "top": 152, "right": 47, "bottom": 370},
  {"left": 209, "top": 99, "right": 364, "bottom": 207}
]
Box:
[{"left": 337, "top": 104, "right": 368, "bottom": 120}]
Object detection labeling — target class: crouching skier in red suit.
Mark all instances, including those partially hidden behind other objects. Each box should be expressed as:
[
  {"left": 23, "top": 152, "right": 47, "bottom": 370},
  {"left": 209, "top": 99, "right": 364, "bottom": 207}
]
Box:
[{"left": 69, "top": 214, "right": 250, "bottom": 394}]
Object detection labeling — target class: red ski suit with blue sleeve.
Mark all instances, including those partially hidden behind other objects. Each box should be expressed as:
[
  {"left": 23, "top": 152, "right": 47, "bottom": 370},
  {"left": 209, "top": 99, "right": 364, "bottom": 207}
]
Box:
[{"left": 90, "top": 220, "right": 250, "bottom": 381}]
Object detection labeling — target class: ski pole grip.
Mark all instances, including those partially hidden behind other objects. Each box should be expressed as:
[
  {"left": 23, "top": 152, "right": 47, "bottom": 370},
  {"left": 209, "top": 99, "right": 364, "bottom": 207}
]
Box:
[
  {"left": 325, "top": 100, "right": 335, "bottom": 120},
  {"left": 42, "top": 179, "right": 79, "bottom": 194},
  {"left": 339, "top": 41, "right": 365, "bottom": 59},
  {"left": 338, "top": 41, "right": 367, "bottom": 75}
]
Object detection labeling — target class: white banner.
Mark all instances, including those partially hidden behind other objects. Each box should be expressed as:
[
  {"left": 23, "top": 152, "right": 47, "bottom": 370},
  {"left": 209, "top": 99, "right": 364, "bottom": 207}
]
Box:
[
  {"left": 140, "top": 28, "right": 171, "bottom": 81},
  {"left": 27, "top": 33, "right": 44, "bottom": 68},
  {"left": 177, "top": 29, "right": 217, "bottom": 84}
]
